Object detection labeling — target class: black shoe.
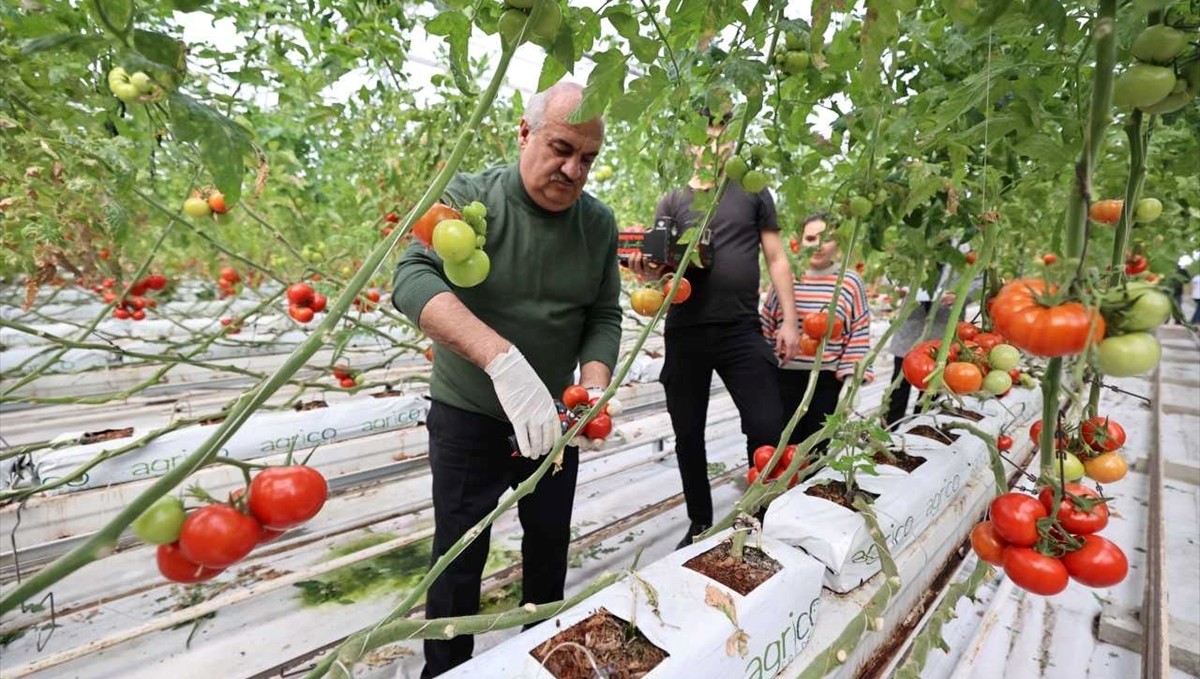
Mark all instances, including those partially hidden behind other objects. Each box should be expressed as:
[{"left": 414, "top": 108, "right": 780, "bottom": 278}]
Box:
[{"left": 676, "top": 521, "right": 710, "bottom": 550}]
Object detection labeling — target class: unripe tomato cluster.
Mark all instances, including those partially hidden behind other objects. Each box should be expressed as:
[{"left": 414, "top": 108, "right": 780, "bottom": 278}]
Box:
[
  {"left": 1095, "top": 280, "right": 1171, "bottom": 377},
  {"left": 1112, "top": 23, "right": 1197, "bottom": 115},
  {"left": 133, "top": 466, "right": 328, "bottom": 584},
  {"left": 107, "top": 67, "right": 159, "bottom": 104},
  {"left": 497, "top": 0, "right": 562, "bottom": 49},
  {"left": 973, "top": 482, "right": 1127, "bottom": 596},
  {"left": 772, "top": 30, "right": 811, "bottom": 76},
  {"left": 723, "top": 146, "right": 772, "bottom": 194},
  {"left": 95, "top": 273, "right": 169, "bottom": 321},
  {"left": 418, "top": 201, "right": 491, "bottom": 288}
]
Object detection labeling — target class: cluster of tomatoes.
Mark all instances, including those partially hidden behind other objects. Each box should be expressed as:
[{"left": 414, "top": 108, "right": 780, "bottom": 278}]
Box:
[
  {"left": 415, "top": 201, "right": 492, "bottom": 289},
  {"left": 797, "top": 311, "right": 845, "bottom": 358},
  {"left": 630, "top": 274, "right": 692, "bottom": 317},
  {"left": 497, "top": 0, "right": 562, "bottom": 48},
  {"left": 772, "top": 29, "right": 812, "bottom": 76},
  {"left": 724, "top": 146, "right": 772, "bottom": 194},
  {"left": 380, "top": 210, "right": 401, "bottom": 238},
  {"left": 183, "top": 189, "right": 231, "bottom": 220},
  {"left": 903, "top": 324, "right": 1029, "bottom": 397},
  {"left": 332, "top": 363, "right": 358, "bottom": 389},
  {"left": 96, "top": 274, "right": 168, "bottom": 321},
  {"left": 746, "top": 444, "right": 805, "bottom": 487},
  {"left": 107, "top": 66, "right": 159, "bottom": 104},
  {"left": 560, "top": 384, "right": 623, "bottom": 450},
  {"left": 1089, "top": 196, "right": 1163, "bottom": 229},
  {"left": 352, "top": 287, "right": 383, "bottom": 312},
  {"left": 1111, "top": 23, "right": 1197, "bottom": 115},
  {"left": 133, "top": 465, "right": 328, "bottom": 584},
  {"left": 972, "top": 481, "right": 1128, "bottom": 596},
  {"left": 1096, "top": 278, "right": 1171, "bottom": 378},
  {"left": 1027, "top": 415, "right": 1129, "bottom": 485},
  {"left": 286, "top": 282, "right": 327, "bottom": 323}
]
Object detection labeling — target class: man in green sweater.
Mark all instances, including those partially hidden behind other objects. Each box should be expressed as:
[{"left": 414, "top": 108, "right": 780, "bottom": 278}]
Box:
[{"left": 391, "top": 81, "right": 622, "bottom": 678}]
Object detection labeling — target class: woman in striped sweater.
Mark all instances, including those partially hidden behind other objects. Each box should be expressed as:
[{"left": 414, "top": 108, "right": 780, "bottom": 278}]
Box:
[{"left": 761, "top": 214, "right": 873, "bottom": 446}]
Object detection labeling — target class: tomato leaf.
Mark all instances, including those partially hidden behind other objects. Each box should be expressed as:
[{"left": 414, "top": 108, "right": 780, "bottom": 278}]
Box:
[
  {"left": 20, "top": 34, "right": 107, "bottom": 57},
  {"left": 973, "top": 0, "right": 1014, "bottom": 28},
  {"left": 571, "top": 49, "right": 628, "bottom": 124},
  {"left": 426, "top": 11, "right": 476, "bottom": 97},
  {"left": 169, "top": 92, "right": 253, "bottom": 205},
  {"left": 172, "top": 0, "right": 210, "bottom": 10},
  {"left": 609, "top": 67, "right": 669, "bottom": 122},
  {"left": 1026, "top": 0, "right": 1066, "bottom": 42},
  {"left": 90, "top": 0, "right": 134, "bottom": 37},
  {"left": 603, "top": 8, "right": 658, "bottom": 64}
]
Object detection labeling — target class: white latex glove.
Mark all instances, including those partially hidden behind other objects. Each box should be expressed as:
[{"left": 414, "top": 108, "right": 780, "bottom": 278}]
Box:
[{"left": 486, "top": 346, "right": 560, "bottom": 459}]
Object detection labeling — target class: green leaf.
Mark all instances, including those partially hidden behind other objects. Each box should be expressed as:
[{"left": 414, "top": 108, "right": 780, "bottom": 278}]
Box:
[
  {"left": 603, "top": 8, "right": 658, "bottom": 63},
  {"left": 549, "top": 21, "right": 576, "bottom": 74},
  {"left": 133, "top": 29, "right": 187, "bottom": 74},
  {"left": 90, "top": 0, "right": 134, "bottom": 36},
  {"left": 426, "top": 11, "right": 476, "bottom": 96},
  {"left": 570, "top": 49, "right": 628, "bottom": 123},
  {"left": 903, "top": 173, "right": 945, "bottom": 216},
  {"left": 20, "top": 33, "right": 107, "bottom": 56},
  {"left": 169, "top": 92, "right": 253, "bottom": 205},
  {"left": 538, "top": 53, "right": 570, "bottom": 93},
  {"left": 608, "top": 68, "right": 669, "bottom": 122},
  {"left": 1027, "top": 0, "right": 1066, "bottom": 41},
  {"left": 974, "top": 0, "right": 1013, "bottom": 28},
  {"left": 172, "top": 0, "right": 210, "bottom": 10}
]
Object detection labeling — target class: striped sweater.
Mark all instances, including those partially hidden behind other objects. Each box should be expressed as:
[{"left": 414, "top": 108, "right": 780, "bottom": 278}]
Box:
[{"left": 761, "top": 265, "right": 873, "bottom": 381}]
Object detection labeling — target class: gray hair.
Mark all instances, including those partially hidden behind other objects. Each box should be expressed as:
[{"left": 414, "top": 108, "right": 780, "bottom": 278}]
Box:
[{"left": 524, "top": 81, "right": 604, "bottom": 137}]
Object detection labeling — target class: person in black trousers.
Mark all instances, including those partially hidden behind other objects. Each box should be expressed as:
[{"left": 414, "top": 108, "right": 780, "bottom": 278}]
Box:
[{"left": 631, "top": 116, "right": 799, "bottom": 549}]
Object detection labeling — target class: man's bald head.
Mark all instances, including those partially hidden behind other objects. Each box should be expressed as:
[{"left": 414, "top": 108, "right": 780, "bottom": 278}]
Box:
[{"left": 517, "top": 81, "right": 606, "bottom": 212}]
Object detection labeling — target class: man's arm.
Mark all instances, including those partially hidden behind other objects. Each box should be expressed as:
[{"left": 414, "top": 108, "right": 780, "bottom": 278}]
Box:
[{"left": 760, "top": 230, "right": 799, "bottom": 362}]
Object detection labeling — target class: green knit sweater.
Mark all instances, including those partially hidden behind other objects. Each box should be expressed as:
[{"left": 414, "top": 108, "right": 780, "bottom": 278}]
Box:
[{"left": 392, "top": 164, "right": 623, "bottom": 421}]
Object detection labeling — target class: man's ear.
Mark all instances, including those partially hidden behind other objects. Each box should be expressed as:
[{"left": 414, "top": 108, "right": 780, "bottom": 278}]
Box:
[{"left": 518, "top": 119, "right": 531, "bottom": 149}]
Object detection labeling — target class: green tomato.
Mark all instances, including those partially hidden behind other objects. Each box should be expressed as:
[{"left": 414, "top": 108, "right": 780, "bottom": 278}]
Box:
[
  {"left": 132, "top": 496, "right": 187, "bottom": 545},
  {"left": 475, "top": 235, "right": 486, "bottom": 248},
  {"left": 184, "top": 197, "right": 212, "bottom": 218},
  {"left": 1131, "top": 25, "right": 1188, "bottom": 65},
  {"left": 1138, "top": 89, "right": 1196, "bottom": 115},
  {"left": 107, "top": 66, "right": 129, "bottom": 90},
  {"left": 783, "top": 50, "right": 810, "bottom": 74},
  {"left": 1108, "top": 282, "right": 1173, "bottom": 332},
  {"left": 1097, "top": 332, "right": 1161, "bottom": 377},
  {"left": 432, "top": 219, "right": 477, "bottom": 263},
  {"left": 740, "top": 170, "right": 769, "bottom": 193},
  {"left": 462, "top": 201, "right": 487, "bottom": 224},
  {"left": 444, "top": 249, "right": 491, "bottom": 288},
  {"left": 785, "top": 31, "right": 807, "bottom": 51},
  {"left": 592, "top": 165, "right": 614, "bottom": 181},
  {"left": 988, "top": 344, "right": 1021, "bottom": 372},
  {"left": 724, "top": 156, "right": 749, "bottom": 182},
  {"left": 130, "top": 71, "right": 155, "bottom": 94},
  {"left": 1043, "top": 453, "right": 1086, "bottom": 482},
  {"left": 529, "top": 0, "right": 562, "bottom": 43},
  {"left": 1134, "top": 197, "right": 1162, "bottom": 223},
  {"left": 1018, "top": 373, "right": 1037, "bottom": 388},
  {"left": 497, "top": 9, "right": 528, "bottom": 47},
  {"left": 982, "top": 369, "right": 1013, "bottom": 395},
  {"left": 111, "top": 81, "right": 141, "bottom": 103},
  {"left": 849, "top": 195, "right": 873, "bottom": 217},
  {"left": 1112, "top": 64, "right": 1176, "bottom": 109}
]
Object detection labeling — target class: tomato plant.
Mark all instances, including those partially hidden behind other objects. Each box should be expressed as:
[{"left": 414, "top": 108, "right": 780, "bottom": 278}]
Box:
[
  {"left": 248, "top": 466, "right": 329, "bottom": 530},
  {"left": 179, "top": 504, "right": 262, "bottom": 569}
]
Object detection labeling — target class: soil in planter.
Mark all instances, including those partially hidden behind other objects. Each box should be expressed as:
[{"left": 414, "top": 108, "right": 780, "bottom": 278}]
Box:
[
  {"left": 872, "top": 448, "right": 927, "bottom": 473},
  {"left": 905, "top": 424, "right": 959, "bottom": 445},
  {"left": 199, "top": 417, "right": 226, "bottom": 426},
  {"left": 293, "top": 400, "right": 328, "bottom": 411},
  {"left": 80, "top": 427, "right": 134, "bottom": 445},
  {"left": 939, "top": 406, "right": 984, "bottom": 422},
  {"left": 804, "top": 480, "right": 880, "bottom": 511},
  {"left": 682, "top": 537, "right": 782, "bottom": 595},
  {"left": 529, "top": 607, "right": 669, "bottom": 679}
]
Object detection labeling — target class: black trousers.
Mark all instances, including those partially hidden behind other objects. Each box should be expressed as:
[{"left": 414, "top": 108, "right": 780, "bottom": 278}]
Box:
[
  {"left": 882, "top": 355, "right": 922, "bottom": 427},
  {"left": 777, "top": 368, "right": 844, "bottom": 448},
  {"left": 421, "top": 401, "right": 580, "bottom": 678},
  {"left": 660, "top": 321, "right": 783, "bottom": 526}
]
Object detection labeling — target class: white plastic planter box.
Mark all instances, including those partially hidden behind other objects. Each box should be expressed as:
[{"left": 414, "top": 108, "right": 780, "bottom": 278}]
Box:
[
  {"left": 2, "top": 392, "right": 428, "bottom": 494},
  {"left": 444, "top": 529, "right": 825, "bottom": 679}
]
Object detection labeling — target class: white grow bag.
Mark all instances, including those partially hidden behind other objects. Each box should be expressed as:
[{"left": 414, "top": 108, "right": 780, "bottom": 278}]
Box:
[
  {"left": 444, "top": 529, "right": 825, "bottom": 679},
  {"left": 2, "top": 393, "right": 428, "bottom": 494}
]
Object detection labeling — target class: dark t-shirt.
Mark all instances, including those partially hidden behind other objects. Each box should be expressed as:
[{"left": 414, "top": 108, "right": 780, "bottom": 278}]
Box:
[{"left": 654, "top": 182, "right": 779, "bottom": 329}]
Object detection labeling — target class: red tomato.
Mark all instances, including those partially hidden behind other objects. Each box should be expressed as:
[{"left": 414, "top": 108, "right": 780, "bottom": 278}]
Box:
[
  {"left": 129, "top": 280, "right": 149, "bottom": 297},
  {"left": 997, "top": 434, "right": 1013, "bottom": 451},
  {"left": 332, "top": 364, "right": 352, "bottom": 380},
  {"left": 788, "top": 236, "right": 800, "bottom": 255},
  {"left": 780, "top": 445, "right": 797, "bottom": 469},
  {"left": 1029, "top": 420, "right": 1068, "bottom": 450},
  {"left": 902, "top": 340, "right": 940, "bottom": 390},
  {"left": 385, "top": 211, "right": 400, "bottom": 224},
  {"left": 662, "top": 275, "right": 692, "bottom": 304},
  {"left": 1089, "top": 199, "right": 1124, "bottom": 225},
  {"left": 973, "top": 332, "right": 1005, "bottom": 351},
  {"left": 366, "top": 287, "right": 382, "bottom": 303},
  {"left": 802, "top": 312, "right": 844, "bottom": 340},
  {"left": 747, "top": 467, "right": 761, "bottom": 484},
  {"left": 1061, "top": 535, "right": 1128, "bottom": 588},
  {"left": 945, "top": 362, "right": 983, "bottom": 394},
  {"left": 991, "top": 279, "right": 1105, "bottom": 357},
  {"left": 562, "top": 385, "right": 590, "bottom": 410},
  {"left": 179, "top": 505, "right": 262, "bottom": 569},
  {"left": 287, "top": 283, "right": 315, "bottom": 307},
  {"left": 259, "top": 527, "right": 287, "bottom": 544},
  {"left": 1080, "top": 416, "right": 1126, "bottom": 453},
  {"left": 131, "top": 309, "right": 147, "bottom": 321},
  {"left": 157, "top": 542, "right": 224, "bottom": 584},
  {"left": 113, "top": 308, "right": 131, "bottom": 320},
  {"left": 208, "top": 191, "right": 228, "bottom": 214},
  {"left": 753, "top": 445, "right": 776, "bottom": 472},
  {"left": 339, "top": 377, "right": 356, "bottom": 388},
  {"left": 957, "top": 322, "right": 980, "bottom": 341},
  {"left": 1124, "top": 254, "right": 1148, "bottom": 275},
  {"left": 1038, "top": 483, "right": 1109, "bottom": 535},
  {"left": 1042, "top": 253, "right": 1058, "bottom": 265},
  {"left": 219, "top": 267, "right": 241, "bottom": 284},
  {"left": 248, "top": 466, "right": 329, "bottom": 530},
  {"left": 586, "top": 397, "right": 609, "bottom": 416},
  {"left": 989, "top": 493, "right": 1047, "bottom": 547},
  {"left": 310, "top": 293, "right": 328, "bottom": 313},
  {"left": 584, "top": 413, "right": 613, "bottom": 440},
  {"left": 971, "top": 521, "right": 1008, "bottom": 566},
  {"left": 798, "top": 335, "right": 821, "bottom": 357},
  {"left": 413, "top": 203, "right": 462, "bottom": 248},
  {"left": 1003, "top": 547, "right": 1069, "bottom": 595},
  {"left": 289, "top": 305, "right": 315, "bottom": 323},
  {"left": 965, "top": 251, "right": 978, "bottom": 265}
]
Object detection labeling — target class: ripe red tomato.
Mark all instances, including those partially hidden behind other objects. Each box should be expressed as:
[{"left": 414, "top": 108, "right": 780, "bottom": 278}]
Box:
[
  {"left": 788, "top": 236, "right": 800, "bottom": 254},
  {"left": 965, "top": 251, "right": 978, "bottom": 265},
  {"left": 989, "top": 493, "right": 1047, "bottom": 547},
  {"left": 258, "top": 527, "right": 287, "bottom": 544},
  {"left": 1029, "top": 420, "right": 1068, "bottom": 450},
  {"left": 1042, "top": 253, "right": 1058, "bottom": 265},
  {"left": 1061, "top": 535, "right": 1128, "bottom": 588},
  {"left": 289, "top": 305, "right": 315, "bottom": 323},
  {"left": 798, "top": 335, "right": 820, "bottom": 357},
  {"left": 179, "top": 505, "right": 261, "bottom": 568},
  {"left": 780, "top": 444, "right": 797, "bottom": 470},
  {"left": 1003, "top": 547, "right": 1069, "bottom": 595},
  {"left": 973, "top": 332, "right": 1005, "bottom": 351},
  {"left": 413, "top": 203, "right": 462, "bottom": 248},
  {"left": 945, "top": 361, "right": 983, "bottom": 394},
  {"left": 997, "top": 434, "right": 1013, "bottom": 451},
  {"left": 752, "top": 445, "right": 775, "bottom": 471},
  {"left": 385, "top": 211, "right": 400, "bottom": 224},
  {"left": 366, "top": 287, "right": 382, "bottom": 303},
  {"left": 747, "top": 467, "right": 761, "bottom": 484},
  {"left": 902, "top": 340, "right": 940, "bottom": 390},
  {"left": 1038, "top": 483, "right": 1109, "bottom": 535},
  {"left": 562, "top": 385, "right": 590, "bottom": 410},
  {"left": 1089, "top": 199, "right": 1124, "bottom": 225},
  {"left": 98, "top": 247, "right": 111, "bottom": 261},
  {"left": 971, "top": 521, "right": 1008, "bottom": 566},
  {"left": 662, "top": 275, "right": 692, "bottom": 304},
  {"left": 310, "top": 293, "right": 328, "bottom": 313},
  {"left": 802, "top": 312, "right": 844, "bottom": 340},
  {"left": 339, "top": 377, "right": 356, "bottom": 388},
  {"left": 219, "top": 267, "right": 241, "bottom": 284},
  {"left": 990, "top": 279, "right": 1105, "bottom": 357},
  {"left": 956, "top": 322, "right": 980, "bottom": 341},
  {"left": 157, "top": 542, "right": 224, "bottom": 584},
  {"left": 1124, "top": 254, "right": 1148, "bottom": 276},
  {"left": 1081, "top": 416, "right": 1126, "bottom": 453},
  {"left": 129, "top": 280, "right": 149, "bottom": 297},
  {"left": 332, "top": 364, "right": 352, "bottom": 380},
  {"left": 208, "top": 191, "right": 228, "bottom": 214},
  {"left": 584, "top": 413, "right": 613, "bottom": 440},
  {"left": 248, "top": 466, "right": 329, "bottom": 530},
  {"left": 131, "top": 309, "right": 147, "bottom": 321},
  {"left": 287, "top": 283, "right": 315, "bottom": 307},
  {"left": 114, "top": 308, "right": 131, "bottom": 320}
]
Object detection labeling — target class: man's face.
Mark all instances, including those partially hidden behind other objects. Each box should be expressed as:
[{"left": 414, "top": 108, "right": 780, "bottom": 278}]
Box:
[
  {"left": 517, "top": 115, "right": 603, "bottom": 212},
  {"left": 801, "top": 219, "right": 840, "bottom": 269}
]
